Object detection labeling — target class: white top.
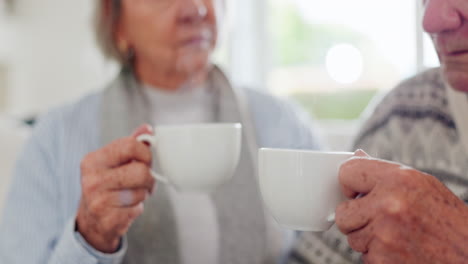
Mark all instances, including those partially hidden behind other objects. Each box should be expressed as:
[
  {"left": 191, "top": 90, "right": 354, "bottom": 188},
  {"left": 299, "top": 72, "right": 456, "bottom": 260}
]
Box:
[
  {"left": 143, "top": 84, "right": 216, "bottom": 125},
  {"left": 142, "top": 84, "right": 219, "bottom": 264}
]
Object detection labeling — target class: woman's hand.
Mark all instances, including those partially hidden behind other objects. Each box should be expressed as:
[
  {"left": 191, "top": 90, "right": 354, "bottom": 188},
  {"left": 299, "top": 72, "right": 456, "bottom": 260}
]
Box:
[
  {"left": 76, "top": 125, "right": 156, "bottom": 253},
  {"left": 336, "top": 150, "right": 468, "bottom": 264}
]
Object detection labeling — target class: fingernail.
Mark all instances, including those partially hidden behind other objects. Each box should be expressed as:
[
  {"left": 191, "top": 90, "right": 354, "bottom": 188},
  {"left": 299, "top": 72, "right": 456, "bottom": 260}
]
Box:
[
  {"left": 146, "top": 124, "right": 154, "bottom": 133},
  {"left": 119, "top": 190, "right": 134, "bottom": 207},
  {"left": 354, "top": 149, "right": 369, "bottom": 157}
]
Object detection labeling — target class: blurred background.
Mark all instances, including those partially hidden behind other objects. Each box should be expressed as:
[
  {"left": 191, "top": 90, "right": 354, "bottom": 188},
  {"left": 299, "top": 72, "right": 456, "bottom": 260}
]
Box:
[{"left": 0, "top": 0, "right": 439, "bottom": 150}]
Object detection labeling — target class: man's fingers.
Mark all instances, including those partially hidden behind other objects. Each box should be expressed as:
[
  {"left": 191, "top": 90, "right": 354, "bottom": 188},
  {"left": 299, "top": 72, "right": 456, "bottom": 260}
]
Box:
[
  {"left": 339, "top": 157, "right": 399, "bottom": 198},
  {"left": 362, "top": 238, "right": 400, "bottom": 264},
  {"left": 335, "top": 194, "right": 375, "bottom": 235},
  {"left": 346, "top": 221, "right": 376, "bottom": 253},
  {"left": 354, "top": 149, "right": 369, "bottom": 157},
  {"left": 104, "top": 162, "right": 155, "bottom": 191}
]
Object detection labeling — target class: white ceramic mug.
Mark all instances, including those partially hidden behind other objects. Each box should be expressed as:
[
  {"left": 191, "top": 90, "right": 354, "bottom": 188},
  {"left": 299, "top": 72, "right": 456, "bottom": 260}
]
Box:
[
  {"left": 137, "top": 123, "right": 242, "bottom": 192},
  {"left": 258, "top": 148, "right": 353, "bottom": 231}
]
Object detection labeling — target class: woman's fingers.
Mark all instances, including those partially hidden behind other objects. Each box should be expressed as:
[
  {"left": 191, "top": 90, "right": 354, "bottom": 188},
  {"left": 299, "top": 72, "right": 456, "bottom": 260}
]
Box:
[
  {"left": 104, "top": 161, "right": 156, "bottom": 191},
  {"left": 99, "top": 202, "right": 145, "bottom": 237},
  {"left": 101, "top": 188, "right": 150, "bottom": 208},
  {"left": 82, "top": 137, "right": 152, "bottom": 170}
]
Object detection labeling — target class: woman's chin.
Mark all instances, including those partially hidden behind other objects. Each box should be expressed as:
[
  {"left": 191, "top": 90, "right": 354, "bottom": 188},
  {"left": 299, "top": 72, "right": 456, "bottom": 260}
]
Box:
[{"left": 176, "top": 54, "right": 211, "bottom": 76}]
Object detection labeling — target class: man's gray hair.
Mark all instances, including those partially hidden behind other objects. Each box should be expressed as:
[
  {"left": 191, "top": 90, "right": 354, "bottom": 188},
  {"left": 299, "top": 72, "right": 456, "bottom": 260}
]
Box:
[{"left": 95, "top": 0, "right": 126, "bottom": 64}]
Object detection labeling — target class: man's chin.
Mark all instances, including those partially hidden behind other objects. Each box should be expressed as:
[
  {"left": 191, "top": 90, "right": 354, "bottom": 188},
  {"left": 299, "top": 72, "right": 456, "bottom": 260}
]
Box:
[{"left": 442, "top": 65, "right": 468, "bottom": 92}]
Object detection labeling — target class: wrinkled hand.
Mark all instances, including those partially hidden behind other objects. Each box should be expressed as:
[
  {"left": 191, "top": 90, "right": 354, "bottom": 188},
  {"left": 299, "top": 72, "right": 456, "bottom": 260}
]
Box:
[
  {"left": 336, "top": 150, "right": 468, "bottom": 264},
  {"left": 76, "top": 125, "right": 156, "bottom": 253}
]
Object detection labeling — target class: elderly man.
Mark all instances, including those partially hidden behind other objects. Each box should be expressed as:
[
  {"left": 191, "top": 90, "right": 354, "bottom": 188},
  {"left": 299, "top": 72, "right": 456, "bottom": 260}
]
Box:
[{"left": 288, "top": 0, "right": 468, "bottom": 263}]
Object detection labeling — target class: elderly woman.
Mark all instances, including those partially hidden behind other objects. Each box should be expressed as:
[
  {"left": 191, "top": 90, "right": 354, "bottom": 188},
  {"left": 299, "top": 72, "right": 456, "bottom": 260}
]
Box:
[{"left": 0, "top": 0, "right": 320, "bottom": 263}]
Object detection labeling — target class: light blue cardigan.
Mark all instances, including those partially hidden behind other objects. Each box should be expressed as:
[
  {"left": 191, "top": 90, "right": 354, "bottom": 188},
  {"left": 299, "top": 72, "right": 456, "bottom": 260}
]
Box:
[{"left": 0, "top": 86, "right": 321, "bottom": 264}]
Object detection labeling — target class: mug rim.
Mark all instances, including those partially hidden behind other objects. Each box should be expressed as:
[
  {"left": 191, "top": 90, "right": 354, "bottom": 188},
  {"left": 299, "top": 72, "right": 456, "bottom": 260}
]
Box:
[
  {"left": 259, "top": 148, "right": 353, "bottom": 156},
  {"left": 155, "top": 123, "right": 242, "bottom": 130}
]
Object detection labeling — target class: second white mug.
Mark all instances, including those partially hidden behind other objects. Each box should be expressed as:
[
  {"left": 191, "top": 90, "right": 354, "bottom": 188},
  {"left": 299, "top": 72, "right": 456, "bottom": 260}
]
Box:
[{"left": 259, "top": 148, "right": 353, "bottom": 231}]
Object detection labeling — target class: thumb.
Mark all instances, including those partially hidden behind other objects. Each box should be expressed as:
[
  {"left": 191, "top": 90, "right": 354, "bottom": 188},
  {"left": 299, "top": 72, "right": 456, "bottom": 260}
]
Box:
[{"left": 131, "top": 124, "right": 154, "bottom": 138}]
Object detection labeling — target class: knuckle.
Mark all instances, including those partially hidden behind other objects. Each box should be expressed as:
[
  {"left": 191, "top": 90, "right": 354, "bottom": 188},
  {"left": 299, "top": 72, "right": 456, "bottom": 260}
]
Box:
[
  {"left": 375, "top": 226, "right": 395, "bottom": 247},
  {"left": 382, "top": 194, "right": 408, "bottom": 216}
]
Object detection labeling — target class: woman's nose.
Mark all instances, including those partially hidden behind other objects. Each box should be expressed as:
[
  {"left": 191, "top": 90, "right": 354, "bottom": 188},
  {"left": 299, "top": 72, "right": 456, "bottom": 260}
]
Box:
[
  {"left": 178, "top": 0, "right": 208, "bottom": 24},
  {"left": 423, "top": 0, "right": 462, "bottom": 34}
]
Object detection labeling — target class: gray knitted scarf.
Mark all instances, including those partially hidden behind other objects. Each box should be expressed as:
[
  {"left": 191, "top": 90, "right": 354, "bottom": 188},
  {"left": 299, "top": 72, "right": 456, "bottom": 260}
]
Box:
[{"left": 99, "top": 66, "right": 276, "bottom": 263}]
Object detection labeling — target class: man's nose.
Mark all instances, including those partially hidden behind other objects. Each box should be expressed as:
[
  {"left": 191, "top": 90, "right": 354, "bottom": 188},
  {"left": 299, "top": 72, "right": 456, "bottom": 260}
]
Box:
[
  {"left": 178, "top": 0, "right": 208, "bottom": 24},
  {"left": 423, "top": 0, "right": 462, "bottom": 34}
]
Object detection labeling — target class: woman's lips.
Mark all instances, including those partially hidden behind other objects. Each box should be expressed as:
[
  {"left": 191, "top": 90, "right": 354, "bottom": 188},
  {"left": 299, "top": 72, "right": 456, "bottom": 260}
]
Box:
[
  {"left": 180, "top": 28, "right": 212, "bottom": 49},
  {"left": 180, "top": 34, "right": 211, "bottom": 50},
  {"left": 184, "top": 36, "right": 209, "bottom": 45}
]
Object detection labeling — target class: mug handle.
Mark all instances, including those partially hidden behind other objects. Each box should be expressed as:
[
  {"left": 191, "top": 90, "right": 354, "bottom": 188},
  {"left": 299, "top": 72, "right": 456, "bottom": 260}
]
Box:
[{"left": 136, "top": 134, "right": 169, "bottom": 184}]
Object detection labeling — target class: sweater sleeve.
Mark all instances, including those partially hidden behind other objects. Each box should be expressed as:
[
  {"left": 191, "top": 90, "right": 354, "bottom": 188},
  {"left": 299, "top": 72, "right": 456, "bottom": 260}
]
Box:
[{"left": 0, "top": 112, "right": 126, "bottom": 264}]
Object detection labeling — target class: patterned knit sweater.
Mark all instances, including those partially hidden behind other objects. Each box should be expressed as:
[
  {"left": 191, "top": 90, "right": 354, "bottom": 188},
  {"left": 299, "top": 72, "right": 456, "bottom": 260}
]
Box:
[{"left": 287, "top": 68, "right": 468, "bottom": 264}]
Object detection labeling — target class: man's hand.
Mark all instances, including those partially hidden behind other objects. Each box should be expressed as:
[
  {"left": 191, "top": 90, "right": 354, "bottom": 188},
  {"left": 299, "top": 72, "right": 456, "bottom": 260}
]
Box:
[
  {"left": 336, "top": 150, "right": 468, "bottom": 264},
  {"left": 76, "top": 125, "right": 156, "bottom": 253}
]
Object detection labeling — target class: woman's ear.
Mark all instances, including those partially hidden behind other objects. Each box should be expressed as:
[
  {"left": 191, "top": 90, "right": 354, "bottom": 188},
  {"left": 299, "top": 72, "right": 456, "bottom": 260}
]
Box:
[
  {"left": 101, "top": 0, "right": 113, "bottom": 23},
  {"left": 105, "top": 0, "right": 128, "bottom": 55}
]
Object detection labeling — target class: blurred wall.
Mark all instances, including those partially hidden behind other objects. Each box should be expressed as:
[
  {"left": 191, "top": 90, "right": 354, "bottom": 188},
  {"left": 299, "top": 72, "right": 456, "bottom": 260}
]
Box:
[{"left": 2, "top": 0, "right": 118, "bottom": 116}]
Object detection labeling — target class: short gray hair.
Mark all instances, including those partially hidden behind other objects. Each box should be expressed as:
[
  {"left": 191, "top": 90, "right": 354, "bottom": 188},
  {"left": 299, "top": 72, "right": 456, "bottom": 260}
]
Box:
[{"left": 95, "top": 0, "right": 127, "bottom": 65}]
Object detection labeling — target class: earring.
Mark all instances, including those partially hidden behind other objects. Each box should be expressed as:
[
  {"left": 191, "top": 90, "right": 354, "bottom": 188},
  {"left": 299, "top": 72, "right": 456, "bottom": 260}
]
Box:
[{"left": 117, "top": 39, "right": 135, "bottom": 64}]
